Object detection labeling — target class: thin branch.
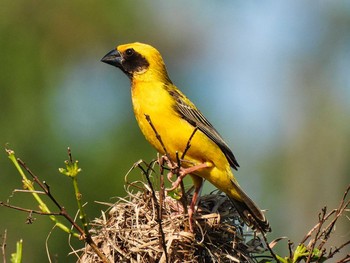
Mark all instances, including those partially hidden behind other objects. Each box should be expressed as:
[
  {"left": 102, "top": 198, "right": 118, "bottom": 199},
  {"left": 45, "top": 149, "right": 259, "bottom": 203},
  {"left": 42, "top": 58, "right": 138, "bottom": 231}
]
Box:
[
  {"left": 175, "top": 152, "right": 188, "bottom": 215},
  {"left": 299, "top": 184, "right": 350, "bottom": 263},
  {"left": 16, "top": 158, "right": 86, "bottom": 237},
  {"left": 5, "top": 149, "right": 110, "bottom": 263},
  {"left": 259, "top": 229, "right": 279, "bottom": 262},
  {"left": 17, "top": 159, "right": 63, "bottom": 212},
  {"left": 305, "top": 207, "right": 327, "bottom": 263},
  {"left": 0, "top": 201, "right": 60, "bottom": 216},
  {"left": 1, "top": 230, "right": 7, "bottom": 263},
  {"left": 178, "top": 127, "right": 198, "bottom": 212},
  {"left": 327, "top": 240, "right": 350, "bottom": 260},
  {"left": 136, "top": 162, "right": 169, "bottom": 263},
  {"left": 288, "top": 240, "right": 293, "bottom": 260},
  {"left": 337, "top": 254, "right": 350, "bottom": 263},
  {"left": 144, "top": 115, "right": 188, "bottom": 219},
  {"left": 318, "top": 200, "right": 350, "bottom": 251},
  {"left": 144, "top": 114, "right": 173, "bottom": 165},
  {"left": 62, "top": 148, "right": 110, "bottom": 263},
  {"left": 180, "top": 126, "right": 198, "bottom": 160},
  {"left": 158, "top": 154, "right": 165, "bottom": 216}
]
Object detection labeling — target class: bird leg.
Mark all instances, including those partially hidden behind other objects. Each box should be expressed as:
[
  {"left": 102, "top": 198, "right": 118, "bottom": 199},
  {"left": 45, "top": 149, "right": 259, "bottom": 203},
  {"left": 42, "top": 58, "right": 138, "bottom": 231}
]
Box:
[
  {"left": 167, "top": 171, "right": 175, "bottom": 183},
  {"left": 188, "top": 179, "right": 203, "bottom": 232},
  {"left": 166, "top": 162, "right": 208, "bottom": 192},
  {"left": 165, "top": 161, "right": 208, "bottom": 232}
]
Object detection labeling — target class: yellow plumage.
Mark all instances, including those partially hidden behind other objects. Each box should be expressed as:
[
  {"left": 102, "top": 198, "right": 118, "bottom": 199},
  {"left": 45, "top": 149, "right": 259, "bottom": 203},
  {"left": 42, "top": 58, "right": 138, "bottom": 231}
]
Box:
[{"left": 101, "top": 42, "right": 270, "bottom": 233}]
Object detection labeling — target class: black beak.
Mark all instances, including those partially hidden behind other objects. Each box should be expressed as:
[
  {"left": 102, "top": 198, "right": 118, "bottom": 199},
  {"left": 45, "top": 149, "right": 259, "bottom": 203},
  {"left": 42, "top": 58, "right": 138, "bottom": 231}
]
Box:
[{"left": 101, "top": 49, "right": 122, "bottom": 67}]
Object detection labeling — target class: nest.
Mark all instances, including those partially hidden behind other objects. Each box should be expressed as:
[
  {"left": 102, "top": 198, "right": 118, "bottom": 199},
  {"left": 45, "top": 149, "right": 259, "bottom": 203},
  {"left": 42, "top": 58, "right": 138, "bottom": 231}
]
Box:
[{"left": 78, "top": 178, "right": 269, "bottom": 263}]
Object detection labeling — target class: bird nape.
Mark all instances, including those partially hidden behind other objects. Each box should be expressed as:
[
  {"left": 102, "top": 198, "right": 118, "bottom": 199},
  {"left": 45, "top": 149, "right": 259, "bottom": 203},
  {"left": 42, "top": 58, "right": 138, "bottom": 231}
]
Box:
[{"left": 101, "top": 42, "right": 270, "bottom": 233}]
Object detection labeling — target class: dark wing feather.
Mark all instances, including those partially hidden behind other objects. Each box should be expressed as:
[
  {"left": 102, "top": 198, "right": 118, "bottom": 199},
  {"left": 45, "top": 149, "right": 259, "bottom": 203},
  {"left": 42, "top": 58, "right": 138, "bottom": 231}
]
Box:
[{"left": 172, "top": 91, "right": 239, "bottom": 170}]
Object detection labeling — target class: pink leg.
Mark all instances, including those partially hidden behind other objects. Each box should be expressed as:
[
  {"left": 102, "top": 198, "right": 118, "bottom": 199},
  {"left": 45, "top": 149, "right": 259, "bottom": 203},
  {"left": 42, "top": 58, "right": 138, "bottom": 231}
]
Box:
[
  {"left": 167, "top": 171, "right": 174, "bottom": 183},
  {"left": 165, "top": 162, "right": 208, "bottom": 232},
  {"left": 166, "top": 163, "right": 208, "bottom": 192},
  {"left": 188, "top": 181, "right": 202, "bottom": 232}
]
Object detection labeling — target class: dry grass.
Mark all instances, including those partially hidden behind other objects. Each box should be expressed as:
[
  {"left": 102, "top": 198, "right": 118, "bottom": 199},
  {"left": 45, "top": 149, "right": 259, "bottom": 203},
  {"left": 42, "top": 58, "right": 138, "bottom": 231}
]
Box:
[{"left": 78, "top": 178, "right": 270, "bottom": 263}]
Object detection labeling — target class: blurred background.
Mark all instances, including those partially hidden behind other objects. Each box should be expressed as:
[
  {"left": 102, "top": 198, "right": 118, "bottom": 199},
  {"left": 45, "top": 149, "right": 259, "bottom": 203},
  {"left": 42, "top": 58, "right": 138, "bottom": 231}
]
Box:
[{"left": 0, "top": 1, "right": 349, "bottom": 262}]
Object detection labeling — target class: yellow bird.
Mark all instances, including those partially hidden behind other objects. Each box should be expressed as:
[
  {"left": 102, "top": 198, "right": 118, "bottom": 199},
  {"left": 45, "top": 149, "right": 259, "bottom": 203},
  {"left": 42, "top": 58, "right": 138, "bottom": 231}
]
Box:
[{"left": 101, "top": 42, "right": 270, "bottom": 233}]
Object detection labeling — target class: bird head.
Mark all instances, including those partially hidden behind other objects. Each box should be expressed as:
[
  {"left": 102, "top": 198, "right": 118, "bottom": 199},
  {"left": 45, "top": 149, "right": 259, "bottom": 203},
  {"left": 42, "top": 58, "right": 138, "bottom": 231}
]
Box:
[{"left": 101, "top": 42, "right": 171, "bottom": 83}]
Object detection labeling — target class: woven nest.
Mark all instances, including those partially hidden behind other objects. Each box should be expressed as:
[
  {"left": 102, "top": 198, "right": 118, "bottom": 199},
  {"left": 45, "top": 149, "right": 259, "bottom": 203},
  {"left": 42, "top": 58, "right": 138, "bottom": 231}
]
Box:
[{"left": 78, "top": 176, "right": 269, "bottom": 263}]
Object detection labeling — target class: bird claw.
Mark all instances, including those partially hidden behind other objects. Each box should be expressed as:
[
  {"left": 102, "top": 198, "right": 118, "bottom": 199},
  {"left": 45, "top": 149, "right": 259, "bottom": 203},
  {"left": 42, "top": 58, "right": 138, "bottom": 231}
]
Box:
[
  {"left": 167, "top": 171, "right": 175, "bottom": 183},
  {"left": 166, "top": 176, "right": 183, "bottom": 192},
  {"left": 165, "top": 161, "right": 208, "bottom": 232}
]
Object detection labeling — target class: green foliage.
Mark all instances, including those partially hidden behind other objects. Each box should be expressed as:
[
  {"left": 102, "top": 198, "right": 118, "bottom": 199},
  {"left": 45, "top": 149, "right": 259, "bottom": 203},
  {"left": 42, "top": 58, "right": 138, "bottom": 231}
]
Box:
[
  {"left": 10, "top": 239, "right": 22, "bottom": 263},
  {"left": 274, "top": 244, "right": 326, "bottom": 263},
  {"left": 6, "top": 148, "right": 79, "bottom": 238},
  {"left": 2, "top": 148, "right": 110, "bottom": 262},
  {"left": 59, "top": 150, "right": 89, "bottom": 235},
  {"left": 167, "top": 186, "right": 183, "bottom": 200},
  {"left": 59, "top": 158, "right": 81, "bottom": 178}
]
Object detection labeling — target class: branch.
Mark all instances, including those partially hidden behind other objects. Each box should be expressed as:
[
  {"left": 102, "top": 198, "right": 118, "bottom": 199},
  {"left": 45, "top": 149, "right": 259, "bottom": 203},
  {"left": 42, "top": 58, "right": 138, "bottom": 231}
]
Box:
[
  {"left": 136, "top": 161, "right": 169, "bottom": 263},
  {"left": 180, "top": 126, "right": 198, "bottom": 160},
  {"left": 3, "top": 148, "right": 110, "bottom": 263},
  {"left": 1, "top": 230, "right": 7, "bottom": 263},
  {"left": 144, "top": 114, "right": 172, "bottom": 165}
]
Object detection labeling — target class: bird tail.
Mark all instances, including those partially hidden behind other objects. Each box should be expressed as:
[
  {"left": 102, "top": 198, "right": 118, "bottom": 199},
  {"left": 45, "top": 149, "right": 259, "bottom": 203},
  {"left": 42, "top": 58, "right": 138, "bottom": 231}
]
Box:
[{"left": 229, "top": 180, "right": 271, "bottom": 233}]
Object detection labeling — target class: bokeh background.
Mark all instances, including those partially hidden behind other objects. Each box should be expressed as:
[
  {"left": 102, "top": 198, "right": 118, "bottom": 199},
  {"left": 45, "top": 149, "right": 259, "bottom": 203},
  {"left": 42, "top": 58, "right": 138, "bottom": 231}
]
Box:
[{"left": 1, "top": 1, "right": 349, "bottom": 262}]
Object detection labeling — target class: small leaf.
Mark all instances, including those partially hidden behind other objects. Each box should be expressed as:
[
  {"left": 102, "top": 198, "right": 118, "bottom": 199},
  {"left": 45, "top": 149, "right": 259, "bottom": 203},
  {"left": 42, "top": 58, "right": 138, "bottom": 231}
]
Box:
[
  {"left": 59, "top": 160, "right": 81, "bottom": 178},
  {"left": 167, "top": 187, "right": 182, "bottom": 200},
  {"left": 10, "top": 239, "right": 23, "bottom": 263}
]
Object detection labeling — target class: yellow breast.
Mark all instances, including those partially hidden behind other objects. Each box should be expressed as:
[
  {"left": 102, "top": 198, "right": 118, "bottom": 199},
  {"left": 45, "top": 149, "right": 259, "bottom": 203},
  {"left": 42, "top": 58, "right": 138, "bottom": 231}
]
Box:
[{"left": 131, "top": 80, "right": 229, "bottom": 171}]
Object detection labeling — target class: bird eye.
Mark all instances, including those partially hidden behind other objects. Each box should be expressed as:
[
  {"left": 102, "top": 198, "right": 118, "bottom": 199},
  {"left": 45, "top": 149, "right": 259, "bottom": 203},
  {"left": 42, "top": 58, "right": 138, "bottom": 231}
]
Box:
[{"left": 125, "top": 48, "right": 134, "bottom": 57}]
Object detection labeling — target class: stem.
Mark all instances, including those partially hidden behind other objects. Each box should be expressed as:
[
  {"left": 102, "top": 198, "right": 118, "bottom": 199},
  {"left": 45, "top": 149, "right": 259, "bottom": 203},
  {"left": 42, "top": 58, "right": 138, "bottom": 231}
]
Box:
[
  {"left": 72, "top": 177, "right": 89, "bottom": 236},
  {"left": 6, "top": 150, "right": 78, "bottom": 238}
]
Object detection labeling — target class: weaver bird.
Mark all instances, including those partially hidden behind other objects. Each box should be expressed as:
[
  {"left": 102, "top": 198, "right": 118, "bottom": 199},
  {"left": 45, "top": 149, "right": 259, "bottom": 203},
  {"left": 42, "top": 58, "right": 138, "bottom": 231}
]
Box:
[{"left": 101, "top": 42, "right": 270, "bottom": 233}]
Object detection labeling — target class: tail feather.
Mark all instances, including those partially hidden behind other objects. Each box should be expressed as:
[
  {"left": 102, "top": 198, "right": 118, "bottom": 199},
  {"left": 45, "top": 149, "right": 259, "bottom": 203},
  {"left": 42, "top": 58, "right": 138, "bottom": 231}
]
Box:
[{"left": 229, "top": 180, "right": 271, "bottom": 233}]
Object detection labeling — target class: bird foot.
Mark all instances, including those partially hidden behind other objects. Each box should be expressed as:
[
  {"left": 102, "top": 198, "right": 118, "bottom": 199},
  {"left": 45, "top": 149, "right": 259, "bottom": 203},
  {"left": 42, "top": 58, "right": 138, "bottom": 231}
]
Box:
[
  {"left": 187, "top": 181, "right": 203, "bottom": 232},
  {"left": 166, "top": 162, "right": 208, "bottom": 192},
  {"left": 167, "top": 171, "right": 175, "bottom": 184},
  {"left": 167, "top": 175, "right": 184, "bottom": 192}
]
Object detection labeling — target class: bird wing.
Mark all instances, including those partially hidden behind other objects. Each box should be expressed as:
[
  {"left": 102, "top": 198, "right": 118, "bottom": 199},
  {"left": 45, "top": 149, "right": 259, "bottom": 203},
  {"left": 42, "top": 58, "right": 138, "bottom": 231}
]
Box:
[{"left": 169, "top": 87, "right": 240, "bottom": 170}]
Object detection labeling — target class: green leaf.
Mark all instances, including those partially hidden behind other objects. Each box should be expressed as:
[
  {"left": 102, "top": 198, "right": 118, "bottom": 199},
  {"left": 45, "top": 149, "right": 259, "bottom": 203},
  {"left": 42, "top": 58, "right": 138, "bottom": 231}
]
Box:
[
  {"left": 59, "top": 160, "right": 81, "bottom": 178},
  {"left": 10, "top": 239, "right": 23, "bottom": 263}
]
